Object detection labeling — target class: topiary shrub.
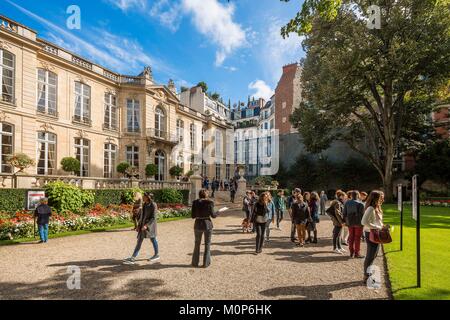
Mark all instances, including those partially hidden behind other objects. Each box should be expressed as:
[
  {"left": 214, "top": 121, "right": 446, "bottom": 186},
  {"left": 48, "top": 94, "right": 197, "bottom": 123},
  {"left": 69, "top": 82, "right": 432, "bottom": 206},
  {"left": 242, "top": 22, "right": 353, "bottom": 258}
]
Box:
[
  {"left": 117, "top": 162, "right": 130, "bottom": 177},
  {"left": 60, "top": 157, "right": 80, "bottom": 175},
  {"left": 44, "top": 181, "right": 94, "bottom": 213},
  {"left": 169, "top": 166, "right": 183, "bottom": 177},
  {"left": 145, "top": 164, "right": 158, "bottom": 178}
]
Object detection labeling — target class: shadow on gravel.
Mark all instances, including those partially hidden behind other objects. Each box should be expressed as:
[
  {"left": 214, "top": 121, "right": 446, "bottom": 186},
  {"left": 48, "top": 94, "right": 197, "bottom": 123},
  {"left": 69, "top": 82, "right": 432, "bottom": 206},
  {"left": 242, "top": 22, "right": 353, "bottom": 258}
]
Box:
[
  {"left": 0, "top": 265, "right": 177, "bottom": 300},
  {"left": 259, "top": 281, "right": 362, "bottom": 300},
  {"left": 269, "top": 250, "right": 352, "bottom": 264}
]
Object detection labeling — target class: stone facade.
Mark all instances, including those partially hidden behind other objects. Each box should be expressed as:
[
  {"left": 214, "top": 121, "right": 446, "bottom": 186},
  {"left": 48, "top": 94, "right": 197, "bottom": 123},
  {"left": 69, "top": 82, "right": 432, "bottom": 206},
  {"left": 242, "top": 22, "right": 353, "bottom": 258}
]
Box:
[{"left": 0, "top": 15, "right": 233, "bottom": 184}]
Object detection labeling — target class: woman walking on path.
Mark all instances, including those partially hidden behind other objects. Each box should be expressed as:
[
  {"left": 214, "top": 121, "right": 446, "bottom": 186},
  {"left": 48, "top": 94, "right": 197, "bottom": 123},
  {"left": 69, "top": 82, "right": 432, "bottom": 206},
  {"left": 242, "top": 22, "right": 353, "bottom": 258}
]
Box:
[
  {"left": 251, "top": 192, "right": 270, "bottom": 254},
  {"left": 274, "top": 190, "right": 286, "bottom": 230},
  {"left": 124, "top": 192, "right": 160, "bottom": 265},
  {"left": 361, "top": 190, "right": 385, "bottom": 283},
  {"left": 291, "top": 193, "right": 311, "bottom": 247},
  {"left": 306, "top": 192, "right": 320, "bottom": 244},
  {"left": 265, "top": 192, "right": 276, "bottom": 242},
  {"left": 191, "top": 189, "right": 218, "bottom": 268},
  {"left": 327, "top": 190, "right": 346, "bottom": 254},
  {"left": 319, "top": 191, "right": 328, "bottom": 215}
]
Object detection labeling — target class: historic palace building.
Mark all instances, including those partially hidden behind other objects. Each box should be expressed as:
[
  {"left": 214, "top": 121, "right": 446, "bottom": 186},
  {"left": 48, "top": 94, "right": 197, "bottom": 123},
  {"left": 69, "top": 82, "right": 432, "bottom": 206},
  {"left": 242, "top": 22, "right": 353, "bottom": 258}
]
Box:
[{"left": 0, "top": 15, "right": 234, "bottom": 188}]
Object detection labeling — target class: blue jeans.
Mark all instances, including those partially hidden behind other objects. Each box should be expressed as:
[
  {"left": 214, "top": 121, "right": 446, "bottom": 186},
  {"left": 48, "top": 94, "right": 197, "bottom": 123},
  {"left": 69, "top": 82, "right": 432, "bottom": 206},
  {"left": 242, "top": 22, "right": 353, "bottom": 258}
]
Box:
[
  {"left": 38, "top": 224, "right": 49, "bottom": 242},
  {"left": 132, "top": 236, "right": 159, "bottom": 258}
]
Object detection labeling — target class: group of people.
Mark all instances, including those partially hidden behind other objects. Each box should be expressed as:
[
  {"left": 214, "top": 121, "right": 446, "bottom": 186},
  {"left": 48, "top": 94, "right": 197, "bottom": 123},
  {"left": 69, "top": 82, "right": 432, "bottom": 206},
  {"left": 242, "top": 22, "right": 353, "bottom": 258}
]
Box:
[
  {"left": 32, "top": 184, "right": 387, "bottom": 282},
  {"left": 239, "top": 187, "right": 387, "bottom": 282},
  {"left": 201, "top": 175, "right": 239, "bottom": 203}
]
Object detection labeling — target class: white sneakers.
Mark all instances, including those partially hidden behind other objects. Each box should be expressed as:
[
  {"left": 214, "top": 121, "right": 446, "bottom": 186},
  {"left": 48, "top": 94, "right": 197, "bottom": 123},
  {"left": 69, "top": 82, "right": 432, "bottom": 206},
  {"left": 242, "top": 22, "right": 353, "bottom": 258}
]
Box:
[{"left": 333, "top": 248, "right": 347, "bottom": 254}]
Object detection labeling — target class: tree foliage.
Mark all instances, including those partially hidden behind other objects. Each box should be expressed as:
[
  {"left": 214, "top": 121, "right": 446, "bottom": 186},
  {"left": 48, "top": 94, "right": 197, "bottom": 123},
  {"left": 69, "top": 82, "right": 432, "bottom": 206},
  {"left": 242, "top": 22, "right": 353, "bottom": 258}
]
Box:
[
  {"left": 197, "top": 81, "right": 208, "bottom": 93},
  {"left": 60, "top": 157, "right": 80, "bottom": 174},
  {"left": 286, "top": 0, "right": 450, "bottom": 199},
  {"left": 415, "top": 140, "right": 450, "bottom": 186}
]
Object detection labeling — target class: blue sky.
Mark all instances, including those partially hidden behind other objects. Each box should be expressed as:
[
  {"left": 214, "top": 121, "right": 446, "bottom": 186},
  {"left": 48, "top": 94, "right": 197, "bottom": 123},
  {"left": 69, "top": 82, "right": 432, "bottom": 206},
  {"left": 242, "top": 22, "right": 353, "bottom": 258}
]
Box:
[{"left": 1, "top": 0, "right": 305, "bottom": 104}]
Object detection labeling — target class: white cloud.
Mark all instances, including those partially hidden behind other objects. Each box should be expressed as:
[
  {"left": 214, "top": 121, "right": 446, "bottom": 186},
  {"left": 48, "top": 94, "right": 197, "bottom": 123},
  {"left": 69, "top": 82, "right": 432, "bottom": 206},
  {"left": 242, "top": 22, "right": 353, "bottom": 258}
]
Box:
[
  {"left": 105, "top": 0, "right": 146, "bottom": 11},
  {"left": 261, "top": 18, "right": 304, "bottom": 83},
  {"left": 7, "top": 0, "right": 186, "bottom": 83},
  {"left": 248, "top": 80, "right": 274, "bottom": 101},
  {"left": 223, "top": 66, "right": 238, "bottom": 72},
  {"left": 181, "top": 0, "right": 247, "bottom": 66},
  {"left": 149, "top": 0, "right": 182, "bottom": 32}
]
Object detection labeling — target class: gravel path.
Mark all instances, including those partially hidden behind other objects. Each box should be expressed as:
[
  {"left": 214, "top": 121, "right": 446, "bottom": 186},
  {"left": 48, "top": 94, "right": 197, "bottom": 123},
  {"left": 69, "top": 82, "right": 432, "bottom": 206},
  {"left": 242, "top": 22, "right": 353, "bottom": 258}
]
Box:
[{"left": 0, "top": 204, "right": 390, "bottom": 300}]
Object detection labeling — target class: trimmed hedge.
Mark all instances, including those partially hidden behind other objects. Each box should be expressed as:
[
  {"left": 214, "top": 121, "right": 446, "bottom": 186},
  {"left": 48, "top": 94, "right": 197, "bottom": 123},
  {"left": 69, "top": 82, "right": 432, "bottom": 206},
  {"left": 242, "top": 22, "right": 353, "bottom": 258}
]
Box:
[
  {"left": 0, "top": 189, "right": 27, "bottom": 213},
  {"left": 0, "top": 187, "right": 190, "bottom": 214},
  {"left": 94, "top": 189, "right": 123, "bottom": 206}
]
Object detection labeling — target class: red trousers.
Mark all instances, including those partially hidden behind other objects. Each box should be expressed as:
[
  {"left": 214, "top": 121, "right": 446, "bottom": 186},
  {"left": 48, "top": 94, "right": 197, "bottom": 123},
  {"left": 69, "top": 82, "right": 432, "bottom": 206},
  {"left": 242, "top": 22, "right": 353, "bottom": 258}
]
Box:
[{"left": 348, "top": 226, "right": 363, "bottom": 255}]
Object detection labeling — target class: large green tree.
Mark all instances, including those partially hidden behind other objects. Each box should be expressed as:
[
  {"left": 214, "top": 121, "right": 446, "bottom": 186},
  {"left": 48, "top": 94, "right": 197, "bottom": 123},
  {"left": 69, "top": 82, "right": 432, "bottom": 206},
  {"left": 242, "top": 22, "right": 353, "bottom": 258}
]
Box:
[{"left": 284, "top": 0, "right": 450, "bottom": 200}]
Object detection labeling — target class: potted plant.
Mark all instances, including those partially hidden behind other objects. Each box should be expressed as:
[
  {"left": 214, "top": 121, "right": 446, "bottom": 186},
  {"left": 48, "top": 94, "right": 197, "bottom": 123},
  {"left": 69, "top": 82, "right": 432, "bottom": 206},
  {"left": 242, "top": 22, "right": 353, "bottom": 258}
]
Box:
[
  {"left": 116, "top": 162, "right": 131, "bottom": 178},
  {"left": 169, "top": 165, "right": 183, "bottom": 180},
  {"left": 145, "top": 163, "right": 158, "bottom": 179},
  {"left": 60, "top": 157, "right": 80, "bottom": 176},
  {"left": 125, "top": 166, "right": 139, "bottom": 179},
  {"left": 7, "top": 153, "right": 36, "bottom": 188}
]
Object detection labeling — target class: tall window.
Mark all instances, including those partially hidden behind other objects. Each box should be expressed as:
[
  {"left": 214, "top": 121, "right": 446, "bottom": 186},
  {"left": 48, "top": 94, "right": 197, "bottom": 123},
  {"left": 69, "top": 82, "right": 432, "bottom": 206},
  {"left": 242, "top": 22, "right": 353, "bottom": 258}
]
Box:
[
  {"left": 155, "top": 107, "right": 165, "bottom": 137},
  {"left": 126, "top": 145, "right": 139, "bottom": 168},
  {"left": 190, "top": 154, "right": 195, "bottom": 171},
  {"left": 74, "top": 82, "right": 91, "bottom": 123},
  {"left": 215, "top": 163, "right": 221, "bottom": 179},
  {"left": 75, "top": 138, "right": 90, "bottom": 177},
  {"left": 201, "top": 160, "right": 207, "bottom": 177},
  {"left": 104, "top": 93, "right": 117, "bottom": 130},
  {"left": 0, "top": 123, "right": 13, "bottom": 173},
  {"left": 190, "top": 123, "right": 196, "bottom": 150},
  {"left": 155, "top": 150, "right": 165, "bottom": 181},
  {"left": 0, "top": 49, "right": 14, "bottom": 103},
  {"left": 37, "top": 69, "right": 57, "bottom": 116},
  {"left": 104, "top": 143, "right": 117, "bottom": 178},
  {"left": 267, "top": 136, "right": 272, "bottom": 157},
  {"left": 127, "top": 99, "right": 140, "bottom": 132},
  {"left": 215, "top": 130, "right": 222, "bottom": 159},
  {"left": 37, "top": 132, "right": 56, "bottom": 175},
  {"left": 176, "top": 119, "right": 184, "bottom": 143}
]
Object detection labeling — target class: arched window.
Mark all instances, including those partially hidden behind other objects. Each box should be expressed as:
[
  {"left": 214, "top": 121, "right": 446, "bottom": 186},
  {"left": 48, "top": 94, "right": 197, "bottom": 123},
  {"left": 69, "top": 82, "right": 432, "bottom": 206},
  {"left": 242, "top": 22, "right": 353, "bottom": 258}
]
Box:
[
  {"left": 0, "top": 49, "right": 15, "bottom": 103},
  {"left": 37, "top": 69, "right": 57, "bottom": 116},
  {"left": 74, "top": 138, "right": 90, "bottom": 177},
  {"left": 37, "top": 132, "right": 56, "bottom": 175},
  {"left": 176, "top": 119, "right": 184, "bottom": 143},
  {"left": 104, "top": 143, "right": 117, "bottom": 178},
  {"left": 155, "top": 150, "right": 166, "bottom": 181},
  {"left": 0, "top": 122, "right": 13, "bottom": 173},
  {"left": 155, "top": 106, "right": 166, "bottom": 138}
]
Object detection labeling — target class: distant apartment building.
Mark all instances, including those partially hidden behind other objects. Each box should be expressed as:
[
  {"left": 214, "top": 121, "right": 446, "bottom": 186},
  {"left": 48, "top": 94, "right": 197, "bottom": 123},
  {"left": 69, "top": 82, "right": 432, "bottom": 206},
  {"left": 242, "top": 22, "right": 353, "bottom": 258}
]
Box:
[
  {"left": 433, "top": 105, "right": 450, "bottom": 139},
  {"left": 0, "top": 15, "right": 234, "bottom": 188}
]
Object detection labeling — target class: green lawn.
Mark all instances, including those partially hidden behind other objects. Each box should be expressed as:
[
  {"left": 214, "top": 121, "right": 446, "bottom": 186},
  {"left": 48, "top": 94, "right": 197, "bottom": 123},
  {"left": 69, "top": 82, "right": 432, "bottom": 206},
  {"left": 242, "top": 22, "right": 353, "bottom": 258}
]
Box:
[
  {"left": 383, "top": 204, "right": 450, "bottom": 300},
  {"left": 0, "top": 216, "right": 188, "bottom": 246}
]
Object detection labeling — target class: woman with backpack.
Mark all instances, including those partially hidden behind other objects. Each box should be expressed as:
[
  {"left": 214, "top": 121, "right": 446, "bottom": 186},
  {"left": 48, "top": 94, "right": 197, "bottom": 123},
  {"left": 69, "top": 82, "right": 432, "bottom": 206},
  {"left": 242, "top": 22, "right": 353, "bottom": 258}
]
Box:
[
  {"left": 326, "top": 190, "right": 346, "bottom": 254},
  {"left": 291, "top": 193, "right": 311, "bottom": 247},
  {"left": 251, "top": 192, "right": 270, "bottom": 254}
]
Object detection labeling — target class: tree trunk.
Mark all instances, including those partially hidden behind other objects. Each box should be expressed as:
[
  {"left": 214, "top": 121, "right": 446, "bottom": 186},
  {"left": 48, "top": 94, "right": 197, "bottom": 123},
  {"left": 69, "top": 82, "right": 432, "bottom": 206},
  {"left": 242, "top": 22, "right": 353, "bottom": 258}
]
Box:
[{"left": 383, "top": 145, "right": 394, "bottom": 203}]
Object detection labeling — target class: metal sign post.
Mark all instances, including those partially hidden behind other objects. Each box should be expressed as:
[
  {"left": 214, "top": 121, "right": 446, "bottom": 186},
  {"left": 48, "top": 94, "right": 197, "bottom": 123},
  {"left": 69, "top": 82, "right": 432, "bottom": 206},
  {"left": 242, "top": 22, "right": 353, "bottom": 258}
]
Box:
[
  {"left": 412, "top": 175, "right": 421, "bottom": 288},
  {"left": 397, "top": 184, "right": 403, "bottom": 251}
]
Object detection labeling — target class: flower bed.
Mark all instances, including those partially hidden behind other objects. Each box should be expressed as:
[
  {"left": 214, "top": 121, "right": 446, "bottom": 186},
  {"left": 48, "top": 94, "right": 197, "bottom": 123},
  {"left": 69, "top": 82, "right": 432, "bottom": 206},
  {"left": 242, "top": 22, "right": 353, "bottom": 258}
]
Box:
[{"left": 0, "top": 203, "right": 191, "bottom": 241}]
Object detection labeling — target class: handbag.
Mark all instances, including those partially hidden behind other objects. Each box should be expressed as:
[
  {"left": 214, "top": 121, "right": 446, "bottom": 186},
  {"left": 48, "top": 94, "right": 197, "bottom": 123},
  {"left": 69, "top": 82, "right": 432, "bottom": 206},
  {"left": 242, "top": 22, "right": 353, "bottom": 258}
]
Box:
[{"left": 369, "top": 227, "right": 392, "bottom": 244}]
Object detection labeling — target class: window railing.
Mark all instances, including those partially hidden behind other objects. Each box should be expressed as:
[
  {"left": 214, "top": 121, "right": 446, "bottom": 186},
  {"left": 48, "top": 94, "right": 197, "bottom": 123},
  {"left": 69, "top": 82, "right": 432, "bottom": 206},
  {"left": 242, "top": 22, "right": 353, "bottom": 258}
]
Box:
[
  {"left": 72, "top": 115, "right": 92, "bottom": 126},
  {"left": 37, "top": 108, "right": 58, "bottom": 118},
  {"left": 72, "top": 56, "right": 93, "bottom": 70},
  {"left": 0, "top": 95, "right": 16, "bottom": 105},
  {"left": 103, "top": 123, "right": 118, "bottom": 131},
  {"left": 119, "top": 76, "right": 145, "bottom": 85},
  {"left": 42, "top": 44, "right": 58, "bottom": 56},
  {"left": 146, "top": 128, "right": 178, "bottom": 144}
]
